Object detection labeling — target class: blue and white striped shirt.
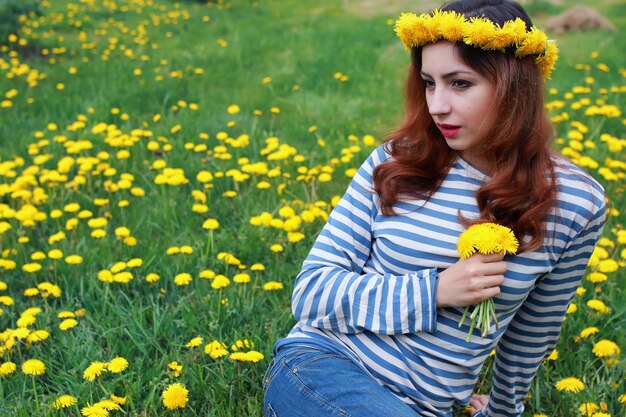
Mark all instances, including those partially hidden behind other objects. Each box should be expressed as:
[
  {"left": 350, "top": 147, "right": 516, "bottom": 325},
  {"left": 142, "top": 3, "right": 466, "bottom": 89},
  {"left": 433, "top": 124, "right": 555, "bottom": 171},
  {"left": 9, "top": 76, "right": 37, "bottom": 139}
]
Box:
[{"left": 276, "top": 144, "right": 606, "bottom": 417}]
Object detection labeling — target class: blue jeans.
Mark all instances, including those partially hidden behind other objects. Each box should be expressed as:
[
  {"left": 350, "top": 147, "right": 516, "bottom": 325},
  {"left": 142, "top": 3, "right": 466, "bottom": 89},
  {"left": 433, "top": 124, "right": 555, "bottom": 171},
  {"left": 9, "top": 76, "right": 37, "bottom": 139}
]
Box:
[{"left": 263, "top": 344, "right": 420, "bottom": 417}]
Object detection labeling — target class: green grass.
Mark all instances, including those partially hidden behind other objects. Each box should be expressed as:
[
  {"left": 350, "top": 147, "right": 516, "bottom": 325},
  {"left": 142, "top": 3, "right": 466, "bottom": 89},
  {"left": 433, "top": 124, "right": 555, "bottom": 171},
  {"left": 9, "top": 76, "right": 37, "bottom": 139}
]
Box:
[{"left": 0, "top": 0, "right": 624, "bottom": 416}]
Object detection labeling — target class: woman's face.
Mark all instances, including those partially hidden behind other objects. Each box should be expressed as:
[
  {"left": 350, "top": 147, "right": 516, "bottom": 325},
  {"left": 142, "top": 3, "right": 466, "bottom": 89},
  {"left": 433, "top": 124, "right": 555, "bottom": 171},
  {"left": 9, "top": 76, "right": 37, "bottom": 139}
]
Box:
[{"left": 421, "top": 41, "right": 497, "bottom": 174}]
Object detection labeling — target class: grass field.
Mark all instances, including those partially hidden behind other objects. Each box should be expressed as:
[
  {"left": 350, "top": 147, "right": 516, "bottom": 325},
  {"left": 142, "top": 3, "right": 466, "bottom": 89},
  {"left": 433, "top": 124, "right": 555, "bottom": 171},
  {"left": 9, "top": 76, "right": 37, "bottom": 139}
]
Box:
[{"left": 0, "top": 0, "right": 624, "bottom": 416}]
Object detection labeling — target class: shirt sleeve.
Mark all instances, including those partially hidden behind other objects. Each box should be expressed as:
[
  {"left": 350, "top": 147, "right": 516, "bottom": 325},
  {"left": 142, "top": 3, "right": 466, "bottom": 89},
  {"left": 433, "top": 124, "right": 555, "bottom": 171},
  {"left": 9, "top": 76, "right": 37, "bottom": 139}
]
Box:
[
  {"left": 480, "top": 188, "right": 606, "bottom": 417},
  {"left": 291, "top": 145, "right": 439, "bottom": 335}
]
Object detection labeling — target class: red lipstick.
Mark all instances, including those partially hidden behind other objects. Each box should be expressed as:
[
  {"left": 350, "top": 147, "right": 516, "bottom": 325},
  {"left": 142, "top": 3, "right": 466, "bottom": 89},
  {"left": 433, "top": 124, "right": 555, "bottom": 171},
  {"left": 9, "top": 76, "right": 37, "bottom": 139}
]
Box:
[{"left": 437, "top": 123, "right": 461, "bottom": 138}]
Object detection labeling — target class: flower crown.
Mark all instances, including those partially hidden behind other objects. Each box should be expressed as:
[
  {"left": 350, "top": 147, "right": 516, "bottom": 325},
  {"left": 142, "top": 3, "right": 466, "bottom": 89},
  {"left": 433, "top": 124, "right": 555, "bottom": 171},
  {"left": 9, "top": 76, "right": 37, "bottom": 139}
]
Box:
[{"left": 395, "top": 10, "right": 558, "bottom": 79}]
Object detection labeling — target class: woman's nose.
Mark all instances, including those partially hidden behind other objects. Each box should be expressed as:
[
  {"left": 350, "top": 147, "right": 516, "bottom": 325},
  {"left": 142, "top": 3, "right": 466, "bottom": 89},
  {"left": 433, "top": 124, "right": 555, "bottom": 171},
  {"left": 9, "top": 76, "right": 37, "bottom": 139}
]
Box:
[{"left": 427, "top": 88, "right": 452, "bottom": 116}]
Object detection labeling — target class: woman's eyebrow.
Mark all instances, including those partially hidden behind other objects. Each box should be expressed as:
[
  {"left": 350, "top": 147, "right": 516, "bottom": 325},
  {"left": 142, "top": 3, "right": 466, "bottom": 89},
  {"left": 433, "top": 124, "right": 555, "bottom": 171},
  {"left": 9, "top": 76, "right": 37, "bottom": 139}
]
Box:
[{"left": 419, "top": 70, "right": 474, "bottom": 79}]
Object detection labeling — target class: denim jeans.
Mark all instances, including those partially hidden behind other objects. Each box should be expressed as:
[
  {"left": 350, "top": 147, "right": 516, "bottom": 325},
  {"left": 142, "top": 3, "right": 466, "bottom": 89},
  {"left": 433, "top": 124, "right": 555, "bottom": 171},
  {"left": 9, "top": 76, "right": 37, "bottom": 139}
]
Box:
[{"left": 263, "top": 344, "right": 420, "bottom": 417}]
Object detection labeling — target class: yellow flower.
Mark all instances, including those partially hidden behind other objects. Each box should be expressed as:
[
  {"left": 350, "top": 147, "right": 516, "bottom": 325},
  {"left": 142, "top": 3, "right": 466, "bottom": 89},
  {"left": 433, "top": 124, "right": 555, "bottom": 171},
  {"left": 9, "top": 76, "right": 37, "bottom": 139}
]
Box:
[
  {"left": 48, "top": 249, "right": 64, "bottom": 259},
  {"left": 205, "top": 340, "right": 229, "bottom": 359},
  {"left": 457, "top": 223, "right": 518, "bottom": 258},
  {"left": 598, "top": 259, "right": 619, "bottom": 273},
  {"left": 547, "top": 349, "right": 558, "bottom": 360},
  {"left": 146, "top": 273, "right": 160, "bottom": 283},
  {"left": 0, "top": 361, "right": 17, "bottom": 376},
  {"left": 199, "top": 270, "right": 216, "bottom": 279},
  {"left": 587, "top": 299, "right": 611, "bottom": 314},
  {"left": 174, "top": 273, "right": 192, "bottom": 286},
  {"left": 270, "top": 244, "right": 284, "bottom": 253},
  {"left": 592, "top": 339, "right": 621, "bottom": 358},
  {"left": 22, "top": 359, "right": 46, "bottom": 376},
  {"left": 168, "top": 361, "right": 183, "bottom": 377},
  {"left": 579, "top": 402, "right": 599, "bottom": 416},
  {"left": 83, "top": 361, "right": 108, "bottom": 381},
  {"left": 555, "top": 377, "right": 585, "bottom": 393},
  {"left": 110, "top": 394, "right": 126, "bottom": 405},
  {"left": 162, "top": 382, "right": 189, "bottom": 410},
  {"left": 586, "top": 272, "right": 608, "bottom": 283},
  {"left": 263, "top": 281, "right": 284, "bottom": 291},
  {"left": 53, "top": 395, "right": 77, "bottom": 409},
  {"left": 230, "top": 350, "right": 264, "bottom": 363},
  {"left": 107, "top": 357, "right": 129, "bottom": 373},
  {"left": 202, "top": 218, "right": 220, "bottom": 230},
  {"left": 186, "top": 337, "right": 203, "bottom": 348},
  {"left": 27, "top": 330, "right": 49, "bottom": 343},
  {"left": 227, "top": 104, "right": 240, "bottom": 114},
  {"left": 580, "top": 327, "right": 599, "bottom": 338},
  {"left": 59, "top": 318, "right": 78, "bottom": 331},
  {"left": 233, "top": 273, "right": 250, "bottom": 284},
  {"left": 516, "top": 27, "right": 547, "bottom": 56},
  {"left": 211, "top": 275, "right": 230, "bottom": 289},
  {"left": 80, "top": 404, "right": 108, "bottom": 417}
]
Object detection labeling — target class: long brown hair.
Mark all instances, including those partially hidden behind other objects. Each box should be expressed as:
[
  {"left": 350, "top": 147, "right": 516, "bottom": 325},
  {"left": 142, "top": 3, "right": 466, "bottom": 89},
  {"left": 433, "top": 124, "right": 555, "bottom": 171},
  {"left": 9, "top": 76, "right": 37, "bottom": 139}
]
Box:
[{"left": 373, "top": 0, "right": 556, "bottom": 251}]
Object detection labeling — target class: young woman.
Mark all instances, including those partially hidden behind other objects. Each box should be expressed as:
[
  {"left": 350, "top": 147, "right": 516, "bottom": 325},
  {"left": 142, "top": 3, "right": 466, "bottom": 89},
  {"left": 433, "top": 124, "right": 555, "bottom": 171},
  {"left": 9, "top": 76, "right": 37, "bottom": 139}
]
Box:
[{"left": 263, "top": 1, "right": 606, "bottom": 416}]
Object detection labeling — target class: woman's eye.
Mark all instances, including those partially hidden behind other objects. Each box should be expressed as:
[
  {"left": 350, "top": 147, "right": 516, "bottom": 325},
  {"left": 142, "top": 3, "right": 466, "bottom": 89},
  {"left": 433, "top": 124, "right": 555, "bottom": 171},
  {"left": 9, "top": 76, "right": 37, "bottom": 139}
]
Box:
[
  {"left": 422, "top": 79, "right": 435, "bottom": 88},
  {"left": 452, "top": 79, "right": 472, "bottom": 89}
]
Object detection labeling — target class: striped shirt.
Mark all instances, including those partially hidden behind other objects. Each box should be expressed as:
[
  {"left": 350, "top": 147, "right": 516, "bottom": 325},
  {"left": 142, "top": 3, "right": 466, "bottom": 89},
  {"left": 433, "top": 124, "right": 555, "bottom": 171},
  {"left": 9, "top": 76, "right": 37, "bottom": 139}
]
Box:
[{"left": 275, "top": 144, "right": 606, "bottom": 417}]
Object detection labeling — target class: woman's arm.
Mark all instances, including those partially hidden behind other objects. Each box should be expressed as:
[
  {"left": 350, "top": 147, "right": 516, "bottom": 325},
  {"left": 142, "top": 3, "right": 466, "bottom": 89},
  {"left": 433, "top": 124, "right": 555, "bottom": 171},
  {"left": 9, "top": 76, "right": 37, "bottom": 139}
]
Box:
[
  {"left": 477, "top": 191, "right": 606, "bottom": 417},
  {"left": 291, "top": 146, "right": 440, "bottom": 335},
  {"left": 291, "top": 146, "right": 507, "bottom": 336}
]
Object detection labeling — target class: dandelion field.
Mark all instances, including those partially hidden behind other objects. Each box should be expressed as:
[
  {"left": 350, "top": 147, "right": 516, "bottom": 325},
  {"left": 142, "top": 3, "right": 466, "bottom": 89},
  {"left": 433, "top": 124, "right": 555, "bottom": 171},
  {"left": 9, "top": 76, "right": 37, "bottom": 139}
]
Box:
[{"left": 0, "top": 0, "right": 624, "bottom": 416}]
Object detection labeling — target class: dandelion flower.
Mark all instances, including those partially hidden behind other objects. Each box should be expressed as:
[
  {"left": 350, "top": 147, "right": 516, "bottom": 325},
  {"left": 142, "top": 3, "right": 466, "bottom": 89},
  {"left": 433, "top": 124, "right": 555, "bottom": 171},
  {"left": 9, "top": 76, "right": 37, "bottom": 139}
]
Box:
[
  {"left": 94, "top": 399, "right": 121, "bottom": 411},
  {"left": 233, "top": 273, "right": 250, "bottom": 284},
  {"left": 270, "top": 244, "right": 284, "bottom": 253},
  {"left": 65, "top": 255, "right": 83, "bottom": 264},
  {"left": 109, "top": 394, "right": 126, "bottom": 405},
  {"left": 59, "top": 318, "right": 78, "bottom": 331},
  {"left": 263, "top": 281, "right": 284, "bottom": 291},
  {"left": 186, "top": 337, "right": 203, "bottom": 348},
  {"left": 27, "top": 330, "right": 50, "bottom": 343},
  {"left": 22, "top": 359, "right": 46, "bottom": 376},
  {"left": 53, "top": 395, "right": 77, "bottom": 409},
  {"left": 168, "top": 361, "right": 183, "bottom": 377},
  {"left": 579, "top": 402, "right": 599, "bottom": 415},
  {"left": 211, "top": 275, "right": 230, "bottom": 289},
  {"left": 555, "top": 377, "right": 585, "bottom": 393},
  {"left": 587, "top": 299, "right": 611, "bottom": 314},
  {"left": 202, "top": 218, "right": 220, "bottom": 230},
  {"left": 586, "top": 272, "right": 608, "bottom": 283},
  {"left": 598, "top": 259, "right": 618, "bottom": 273},
  {"left": 0, "top": 361, "right": 17, "bottom": 376},
  {"left": 580, "top": 327, "right": 599, "bottom": 338},
  {"left": 205, "top": 340, "right": 229, "bottom": 359},
  {"left": 146, "top": 273, "right": 160, "bottom": 283},
  {"left": 80, "top": 404, "right": 109, "bottom": 417},
  {"left": 83, "top": 361, "right": 108, "bottom": 381},
  {"left": 174, "top": 273, "right": 192, "bottom": 286},
  {"left": 199, "top": 270, "right": 216, "bottom": 279},
  {"left": 592, "top": 339, "right": 621, "bottom": 358},
  {"left": 230, "top": 350, "right": 264, "bottom": 363},
  {"left": 107, "top": 357, "right": 129, "bottom": 373},
  {"left": 547, "top": 349, "right": 558, "bottom": 360},
  {"left": 162, "top": 382, "right": 189, "bottom": 410}
]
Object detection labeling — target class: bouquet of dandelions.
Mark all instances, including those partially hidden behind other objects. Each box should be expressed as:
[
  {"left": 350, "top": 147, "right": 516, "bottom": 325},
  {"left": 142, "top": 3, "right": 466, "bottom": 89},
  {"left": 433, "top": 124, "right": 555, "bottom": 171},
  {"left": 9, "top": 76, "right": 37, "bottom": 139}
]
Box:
[{"left": 457, "top": 223, "right": 519, "bottom": 342}]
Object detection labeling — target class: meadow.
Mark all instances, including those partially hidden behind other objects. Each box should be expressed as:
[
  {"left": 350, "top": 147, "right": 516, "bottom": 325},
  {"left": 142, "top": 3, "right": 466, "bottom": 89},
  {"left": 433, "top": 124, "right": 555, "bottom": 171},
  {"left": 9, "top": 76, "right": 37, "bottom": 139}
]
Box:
[{"left": 0, "top": 0, "right": 624, "bottom": 416}]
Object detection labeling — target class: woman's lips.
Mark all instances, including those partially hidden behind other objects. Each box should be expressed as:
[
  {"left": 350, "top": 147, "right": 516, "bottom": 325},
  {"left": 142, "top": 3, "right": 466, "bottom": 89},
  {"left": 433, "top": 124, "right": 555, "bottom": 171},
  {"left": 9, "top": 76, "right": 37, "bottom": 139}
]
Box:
[{"left": 437, "top": 123, "right": 461, "bottom": 138}]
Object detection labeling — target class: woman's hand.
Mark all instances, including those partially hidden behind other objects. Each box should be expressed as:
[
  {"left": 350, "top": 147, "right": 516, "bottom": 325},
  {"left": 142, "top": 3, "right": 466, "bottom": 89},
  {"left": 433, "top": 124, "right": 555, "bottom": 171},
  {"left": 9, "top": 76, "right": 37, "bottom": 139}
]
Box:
[
  {"left": 436, "top": 253, "right": 507, "bottom": 308},
  {"left": 468, "top": 393, "right": 489, "bottom": 414}
]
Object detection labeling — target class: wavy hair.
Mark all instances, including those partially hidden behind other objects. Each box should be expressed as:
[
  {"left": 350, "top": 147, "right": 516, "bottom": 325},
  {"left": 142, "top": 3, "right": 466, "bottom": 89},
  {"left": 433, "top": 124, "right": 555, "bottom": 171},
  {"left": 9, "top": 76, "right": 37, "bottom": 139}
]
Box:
[{"left": 373, "top": 0, "right": 556, "bottom": 251}]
